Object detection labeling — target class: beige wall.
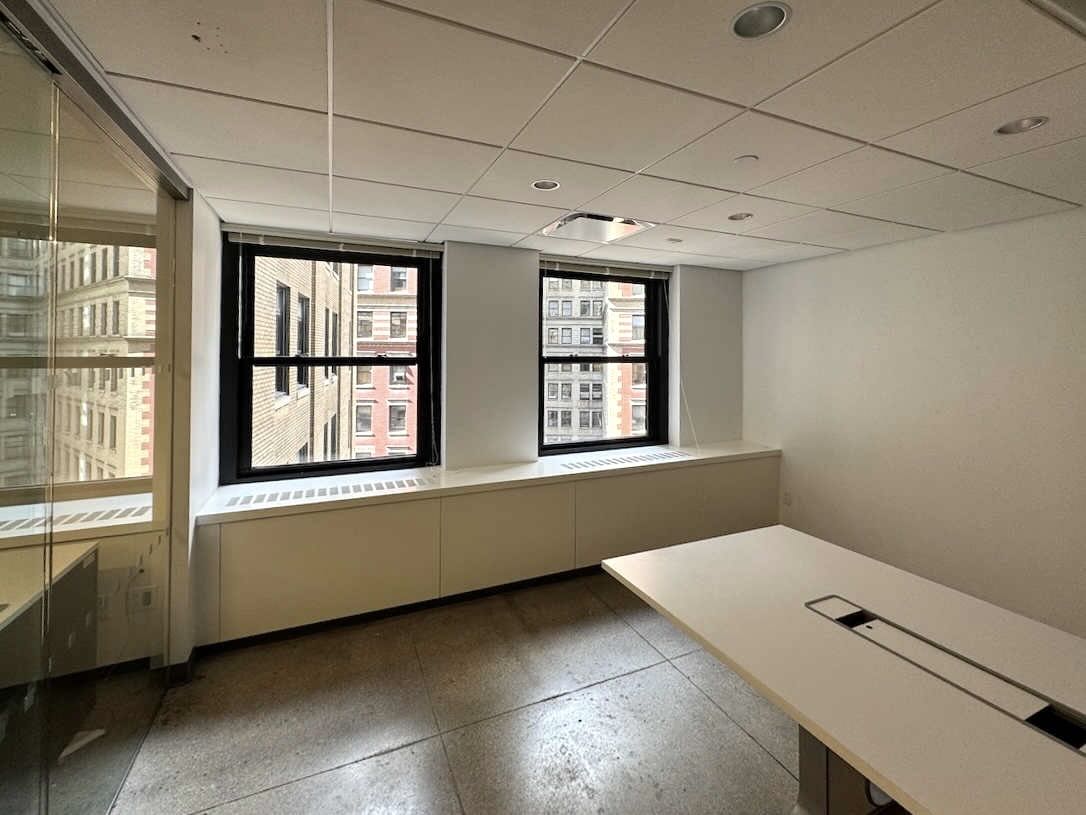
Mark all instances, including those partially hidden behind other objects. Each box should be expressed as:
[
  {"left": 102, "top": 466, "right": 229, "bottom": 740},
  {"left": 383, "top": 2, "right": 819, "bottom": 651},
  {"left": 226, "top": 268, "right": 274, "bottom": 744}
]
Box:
[
  {"left": 669, "top": 265, "right": 743, "bottom": 446},
  {"left": 743, "top": 207, "right": 1086, "bottom": 637}
]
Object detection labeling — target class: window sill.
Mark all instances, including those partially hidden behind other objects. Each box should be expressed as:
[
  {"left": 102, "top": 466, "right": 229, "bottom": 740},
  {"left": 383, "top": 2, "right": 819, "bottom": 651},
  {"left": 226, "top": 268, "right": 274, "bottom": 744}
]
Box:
[
  {"left": 195, "top": 440, "right": 780, "bottom": 527},
  {"left": 0, "top": 491, "right": 155, "bottom": 549}
]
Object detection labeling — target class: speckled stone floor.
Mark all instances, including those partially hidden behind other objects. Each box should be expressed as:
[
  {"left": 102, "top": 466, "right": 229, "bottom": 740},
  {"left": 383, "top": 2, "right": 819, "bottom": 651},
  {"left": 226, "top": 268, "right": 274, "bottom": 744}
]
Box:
[{"left": 110, "top": 572, "right": 799, "bottom": 815}]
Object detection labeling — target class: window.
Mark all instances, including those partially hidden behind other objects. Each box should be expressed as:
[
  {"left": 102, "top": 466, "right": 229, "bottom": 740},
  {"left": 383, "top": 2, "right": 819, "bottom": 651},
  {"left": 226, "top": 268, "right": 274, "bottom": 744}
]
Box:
[
  {"left": 388, "top": 403, "right": 407, "bottom": 434},
  {"left": 100, "top": 303, "right": 108, "bottom": 335},
  {"left": 355, "top": 403, "right": 373, "bottom": 434},
  {"left": 548, "top": 300, "right": 558, "bottom": 317},
  {"left": 561, "top": 300, "right": 572, "bottom": 317},
  {"left": 111, "top": 300, "right": 120, "bottom": 334},
  {"left": 88, "top": 303, "right": 97, "bottom": 336},
  {"left": 390, "top": 311, "right": 407, "bottom": 339},
  {"left": 275, "top": 284, "right": 290, "bottom": 394},
  {"left": 221, "top": 244, "right": 441, "bottom": 482},
  {"left": 97, "top": 412, "right": 105, "bottom": 444},
  {"left": 109, "top": 415, "right": 117, "bottom": 449},
  {"left": 297, "top": 295, "right": 311, "bottom": 387},
  {"left": 540, "top": 271, "right": 667, "bottom": 453},
  {"left": 357, "top": 310, "right": 373, "bottom": 338}
]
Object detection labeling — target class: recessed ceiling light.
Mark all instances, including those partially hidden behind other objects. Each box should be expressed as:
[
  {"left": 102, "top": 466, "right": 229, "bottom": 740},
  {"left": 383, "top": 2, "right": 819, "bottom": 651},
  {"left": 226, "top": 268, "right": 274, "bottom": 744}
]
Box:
[
  {"left": 732, "top": 3, "right": 790, "bottom": 39},
  {"left": 531, "top": 179, "right": 560, "bottom": 191},
  {"left": 995, "top": 116, "right": 1048, "bottom": 135},
  {"left": 734, "top": 154, "right": 760, "bottom": 164},
  {"left": 728, "top": 212, "right": 755, "bottom": 221}
]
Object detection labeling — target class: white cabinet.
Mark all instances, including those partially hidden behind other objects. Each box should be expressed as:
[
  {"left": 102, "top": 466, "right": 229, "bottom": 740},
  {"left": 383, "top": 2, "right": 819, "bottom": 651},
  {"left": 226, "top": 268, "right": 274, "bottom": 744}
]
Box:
[
  {"left": 219, "top": 500, "right": 440, "bottom": 640},
  {"left": 574, "top": 457, "right": 780, "bottom": 566},
  {"left": 441, "top": 483, "right": 574, "bottom": 595}
]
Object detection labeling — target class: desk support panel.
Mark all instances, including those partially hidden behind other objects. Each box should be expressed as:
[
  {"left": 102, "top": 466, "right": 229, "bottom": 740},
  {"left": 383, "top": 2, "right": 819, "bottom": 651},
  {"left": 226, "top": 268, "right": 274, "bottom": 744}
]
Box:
[{"left": 795, "top": 728, "right": 908, "bottom": 815}]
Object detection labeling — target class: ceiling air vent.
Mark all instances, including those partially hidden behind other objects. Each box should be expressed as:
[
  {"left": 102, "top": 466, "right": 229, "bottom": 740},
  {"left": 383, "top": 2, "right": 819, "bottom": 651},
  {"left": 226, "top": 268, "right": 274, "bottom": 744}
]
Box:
[{"left": 542, "top": 212, "right": 655, "bottom": 243}]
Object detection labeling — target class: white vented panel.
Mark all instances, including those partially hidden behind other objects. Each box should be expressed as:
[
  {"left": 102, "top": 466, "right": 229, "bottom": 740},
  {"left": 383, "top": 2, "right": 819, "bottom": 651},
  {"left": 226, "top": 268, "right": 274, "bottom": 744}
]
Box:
[
  {"left": 224, "top": 476, "right": 436, "bottom": 508},
  {"left": 561, "top": 449, "right": 689, "bottom": 470},
  {"left": 0, "top": 500, "right": 152, "bottom": 536}
]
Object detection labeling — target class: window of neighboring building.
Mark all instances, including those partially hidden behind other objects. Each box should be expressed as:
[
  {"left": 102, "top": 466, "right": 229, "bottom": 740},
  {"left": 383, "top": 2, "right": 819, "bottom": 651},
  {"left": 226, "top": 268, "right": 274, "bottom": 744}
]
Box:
[
  {"left": 297, "top": 294, "right": 311, "bottom": 388},
  {"left": 548, "top": 300, "right": 559, "bottom": 317},
  {"left": 390, "top": 311, "right": 407, "bottom": 339},
  {"left": 357, "top": 310, "right": 373, "bottom": 338},
  {"left": 109, "top": 415, "right": 117, "bottom": 449},
  {"left": 111, "top": 300, "right": 120, "bottom": 334},
  {"left": 547, "top": 382, "right": 558, "bottom": 400},
  {"left": 539, "top": 270, "right": 667, "bottom": 454},
  {"left": 221, "top": 243, "right": 441, "bottom": 482},
  {"left": 275, "top": 284, "right": 290, "bottom": 394}
]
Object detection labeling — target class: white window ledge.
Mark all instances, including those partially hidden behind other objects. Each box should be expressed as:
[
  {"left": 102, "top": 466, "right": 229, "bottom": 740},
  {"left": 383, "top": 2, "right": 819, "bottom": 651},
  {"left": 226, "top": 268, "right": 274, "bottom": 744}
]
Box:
[
  {"left": 0, "top": 492, "right": 155, "bottom": 549},
  {"left": 195, "top": 440, "right": 780, "bottom": 527}
]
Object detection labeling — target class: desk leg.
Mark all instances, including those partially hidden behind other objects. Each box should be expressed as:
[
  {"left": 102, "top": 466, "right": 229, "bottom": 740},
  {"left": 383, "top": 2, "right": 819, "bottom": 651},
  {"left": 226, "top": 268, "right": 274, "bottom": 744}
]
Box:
[{"left": 793, "top": 727, "right": 907, "bottom": 815}]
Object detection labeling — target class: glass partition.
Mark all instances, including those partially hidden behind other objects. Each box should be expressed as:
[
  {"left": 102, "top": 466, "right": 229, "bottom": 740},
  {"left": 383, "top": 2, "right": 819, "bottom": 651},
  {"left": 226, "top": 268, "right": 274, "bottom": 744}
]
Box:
[{"left": 0, "top": 24, "right": 173, "bottom": 815}]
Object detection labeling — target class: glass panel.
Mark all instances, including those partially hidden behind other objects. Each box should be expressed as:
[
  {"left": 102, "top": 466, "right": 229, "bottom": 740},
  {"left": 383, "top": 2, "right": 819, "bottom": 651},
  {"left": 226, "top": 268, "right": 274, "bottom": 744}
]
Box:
[
  {"left": 0, "top": 25, "right": 53, "bottom": 815},
  {"left": 542, "top": 362, "right": 648, "bottom": 445},
  {"left": 253, "top": 256, "right": 352, "bottom": 358},
  {"left": 541, "top": 276, "right": 645, "bottom": 357},
  {"left": 250, "top": 365, "right": 418, "bottom": 467},
  {"left": 53, "top": 365, "right": 155, "bottom": 483}
]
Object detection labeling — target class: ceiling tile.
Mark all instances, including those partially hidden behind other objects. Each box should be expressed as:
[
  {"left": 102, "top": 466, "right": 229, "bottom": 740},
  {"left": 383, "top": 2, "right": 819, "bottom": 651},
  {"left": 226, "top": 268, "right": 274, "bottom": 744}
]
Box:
[
  {"left": 334, "top": 2, "right": 572, "bottom": 144},
  {"left": 470, "top": 151, "right": 630, "bottom": 208},
  {"left": 513, "top": 64, "right": 741, "bottom": 171},
  {"left": 428, "top": 225, "right": 525, "bottom": 246},
  {"left": 674, "top": 194, "right": 814, "bottom": 233},
  {"left": 761, "top": 0, "right": 1086, "bottom": 141},
  {"left": 330, "top": 212, "right": 435, "bottom": 241},
  {"left": 333, "top": 177, "right": 459, "bottom": 222},
  {"left": 58, "top": 181, "right": 157, "bottom": 219},
  {"left": 516, "top": 235, "right": 601, "bottom": 256},
  {"left": 580, "top": 245, "right": 690, "bottom": 266},
  {"left": 646, "top": 112, "right": 860, "bottom": 192},
  {"left": 737, "top": 241, "right": 841, "bottom": 263},
  {"left": 971, "top": 136, "right": 1086, "bottom": 204},
  {"left": 443, "top": 196, "right": 567, "bottom": 232},
  {"left": 208, "top": 199, "right": 329, "bottom": 232},
  {"left": 175, "top": 156, "right": 327, "bottom": 210},
  {"left": 750, "top": 210, "right": 936, "bottom": 249},
  {"left": 334, "top": 117, "right": 500, "bottom": 193},
  {"left": 112, "top": 77, "right": 328, "bottom": 173},
  {"left": 587, "top": 0, "right": 932, "bottom": 106},
  {"left": 53, "top": 0, "right": 327, "bottom": 108},
  {"left": 617, "top": 224, "right": 745, "bottom": 255},
  {"left": 753, "top": 147, "right": 952, "bottom": 207},
  {"left": 839, "top": 172, "right": 1075, "bottom": 231},
  {"left": 381, "top": 0, "right": 630, "bottom": 55},
  {"left": 881, "top": 65, "right": 1086, "bottom": 168},
  {"left": 582, "top": 175, "right": 729, "bottom": 223}
]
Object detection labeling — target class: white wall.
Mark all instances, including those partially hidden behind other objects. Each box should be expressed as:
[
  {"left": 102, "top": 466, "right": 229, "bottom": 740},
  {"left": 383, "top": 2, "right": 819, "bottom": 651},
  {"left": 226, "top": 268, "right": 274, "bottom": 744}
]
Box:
[
  {"left": 743, "top": 207, "right": 1086, "bottom": 637},
  {"left": 168, "top": 191, "right": 221, "bottom": 664},
  {"left": 442, "top": 241, "right": 540, "bottom": 469},
  {"left": 669, "top": 265, "right": 743, "bottom": 446}
]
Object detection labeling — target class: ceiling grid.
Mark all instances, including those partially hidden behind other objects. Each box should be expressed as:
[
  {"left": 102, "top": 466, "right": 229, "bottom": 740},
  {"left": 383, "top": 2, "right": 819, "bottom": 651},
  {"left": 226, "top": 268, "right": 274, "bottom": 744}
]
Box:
[{"left": 42, "top": 0, "right": 1086, "bottom": 269}]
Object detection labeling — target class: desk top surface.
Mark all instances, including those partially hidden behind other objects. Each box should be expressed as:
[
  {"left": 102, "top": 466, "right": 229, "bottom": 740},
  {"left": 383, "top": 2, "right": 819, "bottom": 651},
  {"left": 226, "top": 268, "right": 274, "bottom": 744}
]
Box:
[{"left": 603, "top": 525, "right": 1086, "bottom": 815}]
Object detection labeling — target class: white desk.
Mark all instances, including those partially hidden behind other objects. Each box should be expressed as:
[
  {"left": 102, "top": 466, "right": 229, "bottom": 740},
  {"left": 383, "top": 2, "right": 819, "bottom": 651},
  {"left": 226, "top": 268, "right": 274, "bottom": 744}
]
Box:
[{"left": 603, "top": 525, "right": 1086, "bottom": 815}]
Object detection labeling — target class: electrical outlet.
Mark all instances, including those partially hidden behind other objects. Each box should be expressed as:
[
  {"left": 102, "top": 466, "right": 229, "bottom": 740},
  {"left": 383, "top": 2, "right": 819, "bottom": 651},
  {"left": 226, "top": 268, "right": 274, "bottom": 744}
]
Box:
[{"left": 127, "top": 585, "right": 158, "bottom": 613}]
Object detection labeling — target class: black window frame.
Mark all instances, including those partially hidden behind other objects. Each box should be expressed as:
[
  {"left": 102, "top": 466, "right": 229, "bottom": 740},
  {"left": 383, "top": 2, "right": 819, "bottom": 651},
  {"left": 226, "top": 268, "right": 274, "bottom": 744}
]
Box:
[
  {"left": 538, "top": 268, "right": 668, "bottom": 455},
  {"left": 220, "top": 240, "right": 442, "bottom": 484}
]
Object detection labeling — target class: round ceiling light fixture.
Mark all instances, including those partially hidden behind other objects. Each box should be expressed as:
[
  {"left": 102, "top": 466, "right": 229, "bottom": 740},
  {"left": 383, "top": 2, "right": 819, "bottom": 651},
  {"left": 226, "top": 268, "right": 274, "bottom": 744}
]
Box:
[
  {"left": 733, "top": 154, "right": 760, "bottom": 164},
  {"left": 531, "top": 179, "right": 561, "bottom": 191},
  {"left": 728, "top": 212, "right": 755, "bottom": 221},
  {"left": 732, "top": 3, "right": 790, "bottom": 39},
  {"left": 995, "top": 115, "right": 1048, "bottom": 135}
]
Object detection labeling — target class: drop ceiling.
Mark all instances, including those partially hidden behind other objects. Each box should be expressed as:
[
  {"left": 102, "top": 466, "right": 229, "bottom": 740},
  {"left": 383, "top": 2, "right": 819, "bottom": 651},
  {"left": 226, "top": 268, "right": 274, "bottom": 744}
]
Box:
[{"left": 47, "top": 0, "right": 1086, "bottom": 270}]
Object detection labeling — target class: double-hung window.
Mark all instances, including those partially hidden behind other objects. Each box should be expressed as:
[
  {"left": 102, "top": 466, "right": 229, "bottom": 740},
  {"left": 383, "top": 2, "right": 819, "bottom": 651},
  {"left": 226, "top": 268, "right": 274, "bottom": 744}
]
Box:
[
  {"left": 539, "top": 269, "right": 667, "bottom": 454},
  {"left": 221, "top": 242, "right": 441, "bottom": 482}
]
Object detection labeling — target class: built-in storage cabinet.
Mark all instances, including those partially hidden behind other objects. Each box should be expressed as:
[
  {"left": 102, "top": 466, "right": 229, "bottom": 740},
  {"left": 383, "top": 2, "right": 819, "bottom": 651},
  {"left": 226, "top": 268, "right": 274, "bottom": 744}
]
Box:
[
  {"left": 201, "top": 453, "right": 780, "bottom": 645},
  {"left": 219, "top": 500, "right": 441, "bottom": 640},
  {"left": 442, "top": 483, "right": 575, "bottom": 596},
  {"left": 575, "top": 458, "right": 780, "bottom": 566}
]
